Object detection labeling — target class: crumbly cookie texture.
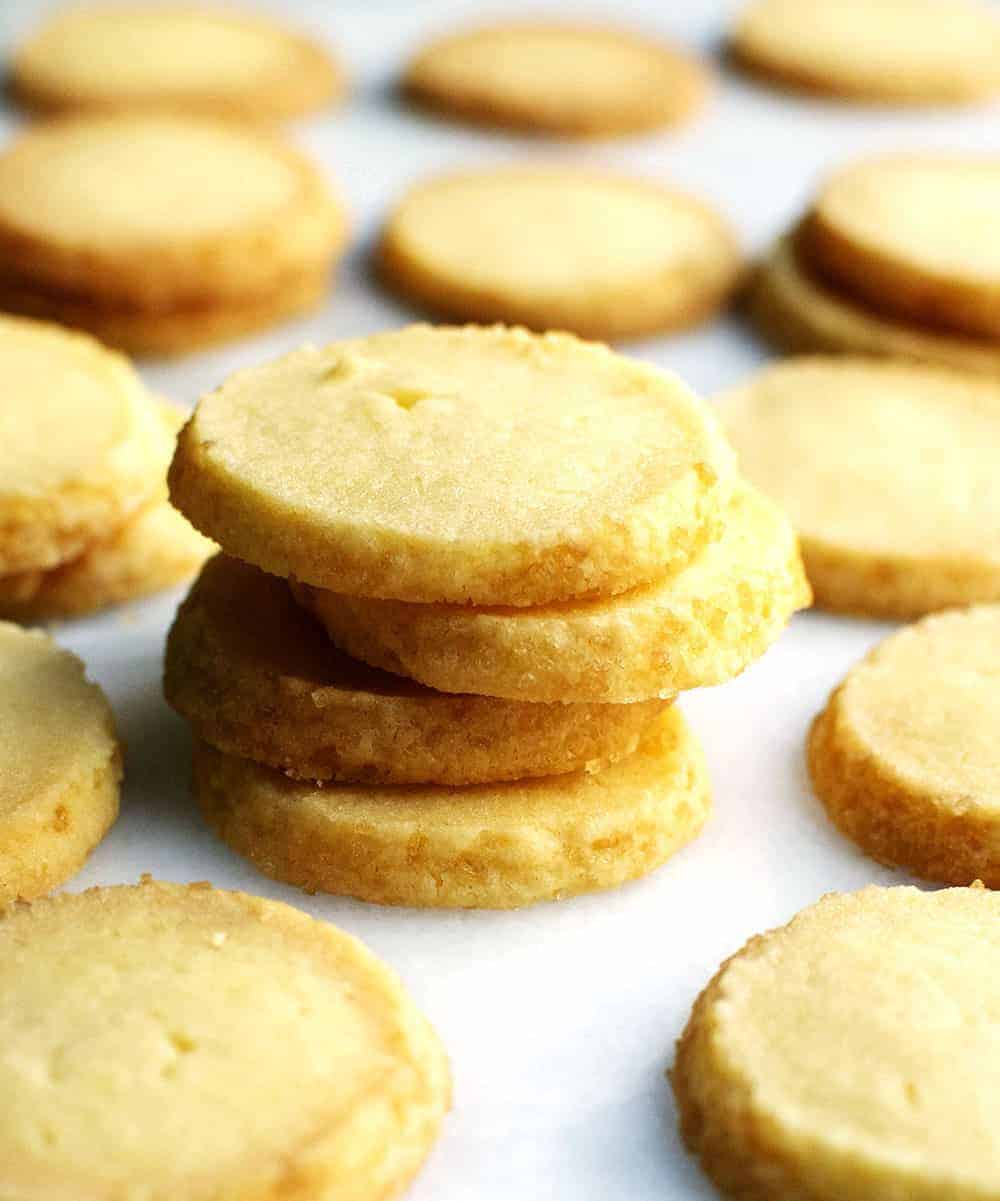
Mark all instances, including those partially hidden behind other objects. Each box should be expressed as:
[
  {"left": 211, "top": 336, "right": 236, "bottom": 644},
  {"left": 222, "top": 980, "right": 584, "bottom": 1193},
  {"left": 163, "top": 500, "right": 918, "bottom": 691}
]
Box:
[
  {"left": 405, "top": 22, "right": 709, "bottom": 137},
  {"left": 11, "top": 7, "right": 344, "bottom": 121},
  {"left": 809, "top": 606, "right": 1000, "bottom": 885},
  {"left": 169, "top": 324, "right": 736, "bottom": 606},
  {"left": 749, "top": 234, "right": 1000, "bottom": 375},
  {"left": 0, "top": 313, "right": 167, "bottom": 575},
  {"left": 195, "top": 707, "right": 710, "bottom": 909},
  {"left": 379, "top": 168, "right": 740, "bottom": 341},
  {"left": 0, "top": 879, "right": 450, "bottom": 1200},
  {"left": 0, "top": 622, "right": 120, "bottom": 905},
  {"left": 166, "top": 555, "right": 668, "bottom": 785},
  {"left": 673, "top": 884, "right": 1000, "bottom": 1201},
  {"left": 732, "top": 0, "right": 1000, "bottom": 104},
  {"left": 720, "top": 356, "right": 1000, "bottom": 618},
  {"left": 299, "top": 483, "right": 809, "bottom": 704}
]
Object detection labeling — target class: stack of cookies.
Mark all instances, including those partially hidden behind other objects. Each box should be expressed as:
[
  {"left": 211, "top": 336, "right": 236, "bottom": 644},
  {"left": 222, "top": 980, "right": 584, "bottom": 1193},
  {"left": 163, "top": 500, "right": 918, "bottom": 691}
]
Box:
[
  {"left": 0, "top": 314, "right": 212, "bottom": 622},
  {"left": 751, "top": 153, "right": 1000, "bottom": 376},
  {"left": 165, "top": 324, "right": 809, "bottom": 909}
]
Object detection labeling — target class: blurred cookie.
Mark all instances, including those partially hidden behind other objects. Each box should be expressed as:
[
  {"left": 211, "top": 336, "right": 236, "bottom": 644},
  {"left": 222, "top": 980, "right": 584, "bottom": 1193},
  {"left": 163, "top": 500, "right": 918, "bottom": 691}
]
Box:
[
  {"left": 732, "top": 0, "right": 1000, "bottom": 104},
  {"left": 810, "top": 606, "right": 1000, "bottom": 885},
  {"left": 0, "top": 879, "right": 450, "bottom": 1199},
  {"left": 0, "top": 623, "right": 120, "bottom": 905},
  {"left": 405, "top": 22, "right": 709, "bottom": 137},
  {"left": 11, "top": 7, "right": 344, "bottom": 121},
  {"left": 298, "top": 485, "right": 810, "bottom": 703},
  {"left": 674, "top": 884, "right": 1000, "bottom": 1201},
  {"left": 195, "top": 707, "right": 710, "bottom": 909},
  {"left": 169, "top": 325, "right": 736, "bottom": 606},
  {"left": 379, "top": 168, "right": 740, "bottom": 340},
  {"left": 721, "top": 357, "right": 1000, "bottom": 617},
  {"left": 166, "top": 555, "right": 670, "bottom": 785}
]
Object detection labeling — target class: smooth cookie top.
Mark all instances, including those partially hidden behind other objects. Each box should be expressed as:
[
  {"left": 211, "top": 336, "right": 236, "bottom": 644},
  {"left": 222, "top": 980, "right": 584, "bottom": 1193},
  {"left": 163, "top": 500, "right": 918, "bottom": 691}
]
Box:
[{"left": 170, "top": 324, "right": 735, "bottom": 605}]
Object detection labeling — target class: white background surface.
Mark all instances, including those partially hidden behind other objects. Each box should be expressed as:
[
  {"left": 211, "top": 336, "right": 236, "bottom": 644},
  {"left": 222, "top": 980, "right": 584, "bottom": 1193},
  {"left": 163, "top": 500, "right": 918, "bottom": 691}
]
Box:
[{"left": 2, "top": 1, "right": 999, "bottom": 1196}]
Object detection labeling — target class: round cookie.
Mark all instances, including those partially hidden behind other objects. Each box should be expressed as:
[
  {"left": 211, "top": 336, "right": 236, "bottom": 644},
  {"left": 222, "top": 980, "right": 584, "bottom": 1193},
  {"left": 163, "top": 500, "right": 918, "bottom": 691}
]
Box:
[
  {"left": 404, "top": 22, "right": 709, "bottom": 137},
  {"left": 750, "top": 235, "right": 1000, "bottom": 377},
  {"left": 0, "top": 114, "right": 347, "bottom": 311},
  {"left": 169, "top": 324, "right": 736, "bottom": 606},
  {"left": 194, "top": 707, "right": 710, "bottom": 909},
  {"left": 673, "top": 884, "right": 1000, "bottom": 1201},
  {"left": 0, "top": 879, "right": 450, "bottom": 1199},
  {"left": 11, "top": 7, "right": 344, "bottom": 122},
  {"left": 801, "top": 155, "right": 1000, "bottom": 339},
  {"left": 809, "top": 607, "right": 1000, "bottom": 886},
  {"left": 166, "top": 554, "right": 669, "bottom": 785},
  {"left": 379, "top": 168, "right": 741, "bottom": 341},
  {"left": 731, "top": 0, "right": 1000, "bottom": 104},
  {"left": 0, "top": 314, "right": 167, "bottom": 575},
  {"left": 720, "top": 357, "right": 1000, "bottom": 618},
  {"left": 0, "top": 623, "right": 121, "bottom": 905},
  {"left": 298, "top": 484, "right": 810, "bottom": 703}
]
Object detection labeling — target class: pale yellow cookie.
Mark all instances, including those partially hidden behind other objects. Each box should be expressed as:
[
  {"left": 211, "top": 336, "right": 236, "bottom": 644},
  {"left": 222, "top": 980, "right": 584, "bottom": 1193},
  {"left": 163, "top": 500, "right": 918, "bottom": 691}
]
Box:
[
  {"left": 720, "top": 357, "right": 1000, "bottom": 618},
  {"left": 169, "top": 324, "right": 736, "bottom": 606},
  {"left": 298, "top": 484, "right": 810, "bottom": 703},
  {"left": 379, "top": 168, "right": 741, "bottom": 341},
  {"left": 673, "top": 884, "right": 1000, "bottom": 1201},
  {"left": 809, "top": 606, "right": 1000, "bottom": 886},
  {"left": 0, "top": 114, "right": 346, "bottom": 311},
  {"left": 802, "top": 154, "right": 1000, "bottom": 339},
  {"left": 195, "top": 707, "right": 710, "bottom": 909},
  {"left": 0, "top": 878, "right": 450, "bottom": 1199},
  {"left": 731, "top": 0, "right": 1000, "bottom": 104},
  {"left": 0, "top": 623, "right": 121, "bottom": 905},
  {"left": 405, "top": 22, "right": 709, "bottom": 137},
  {"left": 0, "top": 314, "right": 167, "bottom": 575},
  {"left": 166, "top": 555, "right": 668, "bottom": 785},
  {"left": 750, "top": 235, "right": 1000, "bottom": 376},
  {"left": 11, "top": 7, "right": 344, "bottom": 122}
]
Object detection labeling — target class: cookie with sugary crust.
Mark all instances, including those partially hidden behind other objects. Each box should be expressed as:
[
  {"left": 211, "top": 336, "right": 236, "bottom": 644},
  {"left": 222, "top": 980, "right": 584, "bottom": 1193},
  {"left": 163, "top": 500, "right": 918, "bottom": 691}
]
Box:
[
  {"left": 731, "top": 0, "right": 1000, "bottom": 104},
  {"left": 750, "top": 234, "right": 1000, "bottom": 376},
  {"left": 11, "top": 7, "right": 344, "bottom": 122},
  {"left": 169, "top": 324, "right": 736, "bottom": 606},
  {"left": 720, "top": 357, "right": 1000, "bottom": 618},
  {"left": 0, "top": 314, "right": 168, "bottom": 575},
  {"left": 0, "top": 622, "right": 121, "bottom": 905},
  {"left": 404, "top": 22, "right": 709, "bottom": 137},
  {"left": 809, "top": 606, "right": 1000, "bottom": 885},
  {"left": 298, "top": 484, "right": 810, "bottom": 703},
  {"left": 673, "top": 884, "right": 1000, "bottom": 1201},
  {"left": 0, "top": 878, "right": 450, "bottom": 1200},
  {"left": 379, "top": 168, "right": 741, "bottom": 341},
  {"left": 195, "top": 707, "right": 709, "bottom": 909},
  {"left": 167, "top": 554, "right": 669, "bottom": 784}
]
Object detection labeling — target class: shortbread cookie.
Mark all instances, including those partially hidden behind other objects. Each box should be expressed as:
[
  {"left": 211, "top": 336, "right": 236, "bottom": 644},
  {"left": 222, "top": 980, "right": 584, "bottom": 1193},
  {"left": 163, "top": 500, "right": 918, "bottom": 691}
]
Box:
[
  {"left": 802, "top": 155, "right": 1000, "bottom": 339},
  {"left": 673, "top": 884, "right": 1000, "bottom": 1201},
  {"left": 810, "top": 607, "right": 1000, "bottom": 886},
  {"left": 750, "top": 235, "right": 1000, "bottom": 376},
  {"left": 379, "top": 168, "right": 740, "bottom": 341},
  {"left": 169, "top": 325, "right": 736, "bottom": 605},
  {"left": 721, "top": 357, "right": 1000, "bottom": 617},
  {"left": 0, "top": 314, "right": 167, "bottom": 575},
  {"left": 404, "top": 23, "right": 709, "bottom": 137},
  {"left": 731, "top": 0, "right": 1000, "bottom": 104},
  {"left": 167, "top": 555, "right": 668, "bottom": 785},
  {"left": 0, "top": 115, "right": 346, "bottom": 311},
  {"left": 12, "top": 7, "right": 343, "bottom": 121},
  {"left": 0, "top": 623, "right": 120, "bottom": 904},
  {"left": 0, "top": 879, "right": 450, "bottom": 1199},
  {"left": 299, "top": 484, "right": 810, "bottom": 703},
  {"left": 195, "top": 707, "right": 709, "bottom": 908}
]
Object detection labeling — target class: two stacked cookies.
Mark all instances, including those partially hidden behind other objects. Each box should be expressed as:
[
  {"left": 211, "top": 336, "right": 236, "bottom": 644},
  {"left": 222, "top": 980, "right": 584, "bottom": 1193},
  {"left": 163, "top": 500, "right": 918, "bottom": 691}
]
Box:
[{"left": 166, "top": 324, "right": 809, "bottom": 908}]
